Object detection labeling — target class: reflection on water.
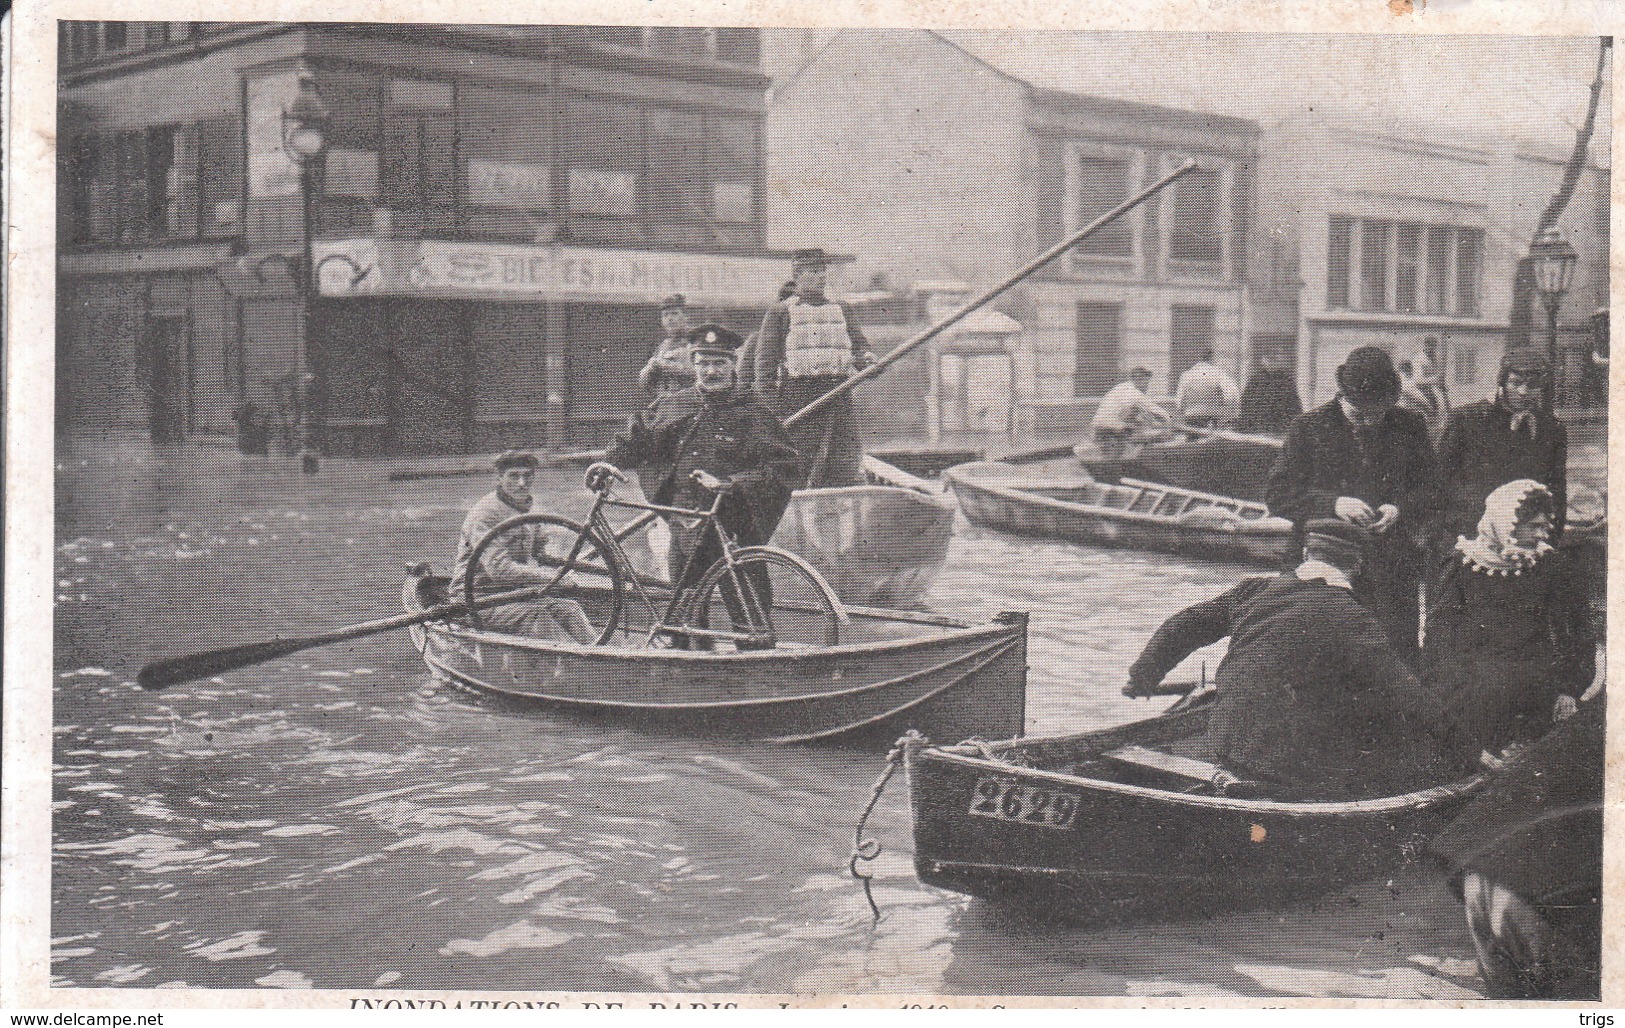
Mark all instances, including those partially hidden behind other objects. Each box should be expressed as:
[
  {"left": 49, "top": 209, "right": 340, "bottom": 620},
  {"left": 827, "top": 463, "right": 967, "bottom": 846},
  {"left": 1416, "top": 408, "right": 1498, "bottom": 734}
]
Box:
[{"left": 50, "top": 437, "right": 1490, "bottom": 996}]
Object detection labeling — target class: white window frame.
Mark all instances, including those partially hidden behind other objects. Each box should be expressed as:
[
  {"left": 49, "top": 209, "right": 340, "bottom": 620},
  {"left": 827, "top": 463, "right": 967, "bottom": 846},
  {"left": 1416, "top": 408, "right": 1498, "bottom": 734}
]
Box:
[
  {"left": 1063, "top": 141, "right": 1146, "bottom": 276},
  {"left": 1328, "top": 216, "right": 1482, "bottom": 318}
]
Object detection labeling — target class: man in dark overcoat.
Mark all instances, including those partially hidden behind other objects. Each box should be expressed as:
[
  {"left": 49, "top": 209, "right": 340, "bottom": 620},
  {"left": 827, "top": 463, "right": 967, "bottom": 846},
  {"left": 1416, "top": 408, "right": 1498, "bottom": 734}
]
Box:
[
  {"left": 591, "top": 324, "right": 803, "bottom": 610},
  {"left": 1436, "top": 349, "right": 1568, "bottom": 549},
  {"left": 1266, "top": 345, "right": 1441, "bottom": 658},
  {"left": 1124, "top": 520, "right": 1447, "bottom": 800}
]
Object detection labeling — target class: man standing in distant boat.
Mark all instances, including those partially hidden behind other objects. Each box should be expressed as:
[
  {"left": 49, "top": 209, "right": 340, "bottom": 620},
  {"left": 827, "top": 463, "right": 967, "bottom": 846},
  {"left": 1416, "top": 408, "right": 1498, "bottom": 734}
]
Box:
[
  {"left": 1266, "top": 346, "right": 1440, "bottom": 659},
  {"left": 1175, "top": 350, "right": 1240, "bottom": 429},
  {"left": 638, "top": 293, "right": 696, "bottom": 399},
  {"left": 1090, "top": 367, "right": 1172, "bottom": 459},
  {"left": 590, "top": 325, "right": 802, "bottom": 639},
  {"left": 753, "top": 248, "right": 873, "bottom": 488},
  {"left": 1235, "top": 350, "right": 1303, "bottom": 435},
  {"left": 452, "top": 450, "right": 598, "bottom": 645},
  {"left": 1123, "top": 519, "right": 1448, "bottom": 800}
]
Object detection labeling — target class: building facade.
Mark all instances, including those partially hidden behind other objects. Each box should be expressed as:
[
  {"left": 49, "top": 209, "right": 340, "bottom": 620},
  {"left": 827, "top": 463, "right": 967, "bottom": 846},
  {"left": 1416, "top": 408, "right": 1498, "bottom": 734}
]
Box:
[
  {"left": 58, "top": 22, "right": 780, "bottom": 453},
  {"left": 1250, "top": 117, "right": 1609, "bottom": 410},
  {"left": 764, "top": 29, "right": 1259, "bottom": 438}
]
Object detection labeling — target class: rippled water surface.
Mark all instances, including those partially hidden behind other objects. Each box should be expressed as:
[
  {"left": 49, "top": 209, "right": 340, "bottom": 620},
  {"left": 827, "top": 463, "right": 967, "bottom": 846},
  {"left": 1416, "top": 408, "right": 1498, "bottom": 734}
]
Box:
[{"left": 48, "top": 434, "right": 1565, "bottom": 998}]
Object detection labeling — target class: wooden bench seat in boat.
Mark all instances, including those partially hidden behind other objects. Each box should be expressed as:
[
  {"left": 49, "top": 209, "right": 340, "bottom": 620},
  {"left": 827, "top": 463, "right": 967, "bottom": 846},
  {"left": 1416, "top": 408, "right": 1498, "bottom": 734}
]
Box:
[{"left": 1102, "top": 744, "right": 1263, "bottom": 796}]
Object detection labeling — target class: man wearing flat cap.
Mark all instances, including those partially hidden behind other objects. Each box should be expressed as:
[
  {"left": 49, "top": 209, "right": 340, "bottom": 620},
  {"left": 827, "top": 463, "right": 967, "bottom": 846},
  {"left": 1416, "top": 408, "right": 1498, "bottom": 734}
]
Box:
[
  {"left": 1266, "top": 345, "right": 1442, "bottom": 659},
  {"left": 451, "top": 450, "right": 598, "bottom": 644},
  {"left": 1436, "top": 348, "right": 1568, "bottom": 549},
  {"left": 752, "top": 248, "right": 873, "bottom": 488},
  {"left": 638, "top": 294, "right": 696, "bottom": 399},
  {"left": 592, "top": 325, "right": 802, "bottom": 620},
  {"left": 1124, "top": 517, "right": 1447, "bottom": 800}
]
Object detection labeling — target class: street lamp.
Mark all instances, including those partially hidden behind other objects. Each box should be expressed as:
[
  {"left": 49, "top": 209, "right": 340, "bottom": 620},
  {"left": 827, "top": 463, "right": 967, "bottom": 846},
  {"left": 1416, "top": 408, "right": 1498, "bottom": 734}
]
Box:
[
  {"left": 282, "top": 67, "right": 329, "bottom": 473},
  {"left": 1528, "top": 226, "right": 1578, "bottom": 413}
]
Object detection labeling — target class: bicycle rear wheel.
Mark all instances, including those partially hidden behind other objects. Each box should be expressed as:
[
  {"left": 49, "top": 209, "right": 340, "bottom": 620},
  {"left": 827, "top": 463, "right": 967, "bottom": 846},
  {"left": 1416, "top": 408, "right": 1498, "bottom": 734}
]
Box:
[
  {"left": 681, "top": 546, "right": 844, "bottom": 650},
  {"left": 464, "top": 513, "right": 624, "bottom": 644}
]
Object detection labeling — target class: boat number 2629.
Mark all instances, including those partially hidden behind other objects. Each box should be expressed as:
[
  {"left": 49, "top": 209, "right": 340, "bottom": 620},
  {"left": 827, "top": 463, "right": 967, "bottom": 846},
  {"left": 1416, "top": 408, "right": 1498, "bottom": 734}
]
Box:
[{"left": 968, "top": 777, "right": 1081, "bottom": 829}]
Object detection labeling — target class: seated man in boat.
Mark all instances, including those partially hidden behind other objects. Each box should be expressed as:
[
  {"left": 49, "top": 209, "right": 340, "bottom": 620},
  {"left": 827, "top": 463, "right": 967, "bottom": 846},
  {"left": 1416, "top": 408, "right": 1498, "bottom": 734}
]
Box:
[
  {"left": 1090, "top": 367, "right": 1172, "bottom": 459},
  {"left": 1122, "top": 519, "right": 1449, "bottom": 800},
  {"left": 589, "top": 325, "right": 803, "bottom": 643},
  {"left": 451, "top": 450, "right": 599, "bottom": 645}
]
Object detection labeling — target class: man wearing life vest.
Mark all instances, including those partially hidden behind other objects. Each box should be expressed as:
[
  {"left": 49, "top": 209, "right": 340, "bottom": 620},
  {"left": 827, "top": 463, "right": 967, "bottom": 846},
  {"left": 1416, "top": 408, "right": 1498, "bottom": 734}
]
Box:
[{"left": 752, "top": 248, "right": 873, "bottom": 488}]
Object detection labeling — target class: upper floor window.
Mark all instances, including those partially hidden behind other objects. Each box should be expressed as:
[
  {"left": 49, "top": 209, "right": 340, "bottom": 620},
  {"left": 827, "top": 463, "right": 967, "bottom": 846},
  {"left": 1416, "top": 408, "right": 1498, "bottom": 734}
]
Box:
[
  {"left": 64, "top": 118, "right": 242, "bottom": 245},
  {"left": 1167, "top": 166, "right": 1224, "bottom": 263},
  {"left": 1064, "top": 143, "right": 1142, "bottom": 268},
  {"left": 1327, "top": 215, "right": 1483, "bottom": 317},
  {"left": 579, "top": 25, "right": 760, "bottom": 66}
]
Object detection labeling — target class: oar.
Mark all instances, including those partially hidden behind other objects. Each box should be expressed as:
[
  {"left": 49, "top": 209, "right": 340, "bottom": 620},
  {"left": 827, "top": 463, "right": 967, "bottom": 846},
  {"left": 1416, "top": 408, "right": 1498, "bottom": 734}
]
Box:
[
  {"left": 386, "top": 449, "right": 608, "bottom": 482},
  {"left": 135, "top": 584, "right": 549, "bottom": 691}
]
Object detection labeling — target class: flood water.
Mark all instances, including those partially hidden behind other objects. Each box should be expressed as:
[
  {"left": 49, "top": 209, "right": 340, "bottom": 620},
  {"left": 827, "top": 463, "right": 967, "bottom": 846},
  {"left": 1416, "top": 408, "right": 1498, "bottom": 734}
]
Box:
[{"left": 46, "top": 434, "right": 1556, "bottom": 999}]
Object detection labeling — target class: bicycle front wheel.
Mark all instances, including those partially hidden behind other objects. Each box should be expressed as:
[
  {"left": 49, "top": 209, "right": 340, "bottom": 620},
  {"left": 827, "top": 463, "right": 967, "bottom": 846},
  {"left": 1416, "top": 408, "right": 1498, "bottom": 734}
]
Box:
[{"left": 682, "top": 546, "right": 845, "bottom": 650}]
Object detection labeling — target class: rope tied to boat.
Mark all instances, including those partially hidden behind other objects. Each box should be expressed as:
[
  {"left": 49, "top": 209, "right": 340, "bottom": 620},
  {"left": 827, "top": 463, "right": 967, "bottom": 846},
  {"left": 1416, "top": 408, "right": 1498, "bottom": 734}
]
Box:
[{"left": 850, "top": 730, "right": 925, "bottom": 924}]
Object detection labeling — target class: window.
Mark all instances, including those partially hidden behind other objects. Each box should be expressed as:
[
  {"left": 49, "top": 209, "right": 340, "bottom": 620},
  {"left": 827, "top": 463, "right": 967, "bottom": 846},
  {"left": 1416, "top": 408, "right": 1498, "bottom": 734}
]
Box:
[
  {"left": 460, "top": 84, "right": 551, "bottom": 211},
  {"left": 1070, "top": 154, "right": 1135, "bottom": 258},
  {"left": 1454, "top": 345, "right": 1477, "bottom": 387},
  {"left": 1168, "top": 167, "right": 1223, "bottom": 262},
  {"left": 709, "top": 114, "right": 758, "bottom": 223},
  {"left": 102, "top": 22, "right": 128, "bottom": 51},
  {"left": 561, "top": 95, "right": 643, "bottom": 219},
  {"left": 645, "top": 107, "right": 705, "bottom": 222},
  {"left": 1169, "top": 306, "right": 1216, "bottom": 384},
  {"left": 1074, "top": 302, "right": 1122, "bottom": 398},
  {"left": 710, "top": 28, "right": 761, "bottom": 65},
  {"left": 380, "top": 79, "right": 457, "bottom": 232},
  {"left": 1326, "top": 216, "right": 1483, "bottom": 317},
  {"left": 68, "top": 123, "right": 235, "bottom": 244},
  {"left": 1327, "top": 217, "right": 1352, "bottom": 308}
]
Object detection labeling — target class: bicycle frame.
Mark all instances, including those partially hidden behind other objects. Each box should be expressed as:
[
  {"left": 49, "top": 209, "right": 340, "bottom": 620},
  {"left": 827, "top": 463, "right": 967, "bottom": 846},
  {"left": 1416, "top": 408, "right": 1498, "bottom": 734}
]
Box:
[{"left": 571, "top": 485, "right": 775, "bottom": 648}]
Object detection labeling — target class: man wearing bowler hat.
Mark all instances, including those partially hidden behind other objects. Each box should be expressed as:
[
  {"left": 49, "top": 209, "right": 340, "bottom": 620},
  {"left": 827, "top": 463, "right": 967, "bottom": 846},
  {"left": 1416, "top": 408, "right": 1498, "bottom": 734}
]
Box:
[
  {"left": 1267, "top": 345, "right": 1442, "bottom": 660},
  {"left": 1124, "top": 518, "right": 1447, "bottom": 800},
  {"left": 752, "top": 248, "right": 874, "bottom": 488},
  {"left": 590, "top": 325, "right": 802, "bottom": 640}
]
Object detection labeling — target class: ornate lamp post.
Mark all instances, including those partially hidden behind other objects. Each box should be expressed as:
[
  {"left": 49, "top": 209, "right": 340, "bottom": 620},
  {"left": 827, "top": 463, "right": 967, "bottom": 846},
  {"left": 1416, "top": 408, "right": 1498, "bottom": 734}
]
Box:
[
  {"left": 1528, "top": 226, "right": 1578, "bottom": 413},
  {"left": 282, "top": 68, "right": 329, "bottom": 473}
]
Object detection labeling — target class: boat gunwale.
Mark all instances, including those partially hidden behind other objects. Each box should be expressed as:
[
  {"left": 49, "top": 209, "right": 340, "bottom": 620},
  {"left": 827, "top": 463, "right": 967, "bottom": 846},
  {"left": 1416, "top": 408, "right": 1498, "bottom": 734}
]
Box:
[
  {"left": 791, "top": 480, "right": 956, "bottom": 510},
  {"left": 909, "top": 743, "right": 1485, "bottom": 817},
  {"left": 945, "top": 461, "right": 1293, "bottom": 538},
  {"left": 422, "top": 631, "right": 1023, "bottom": 712}
]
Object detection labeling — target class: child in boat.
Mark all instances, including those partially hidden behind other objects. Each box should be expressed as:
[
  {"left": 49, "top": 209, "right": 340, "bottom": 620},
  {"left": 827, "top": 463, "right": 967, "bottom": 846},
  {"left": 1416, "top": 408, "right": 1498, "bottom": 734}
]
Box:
[
  {"left": 1422, "top": 479, "right": 1595, "bottom": 769},
  {"left": 452, "top": 450, "right": 599, "bottom": 645}
]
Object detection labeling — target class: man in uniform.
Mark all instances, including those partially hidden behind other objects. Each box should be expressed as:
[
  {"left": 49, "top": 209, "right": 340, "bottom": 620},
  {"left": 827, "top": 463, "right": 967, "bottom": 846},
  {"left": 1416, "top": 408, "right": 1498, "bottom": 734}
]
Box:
[
  {"left": 1266, "top": 345, "right": 1441, "bottom": 659},
  {"left": 1123, "top": 519, "right": 1447, "bottom": 800},
  {"left": 451, "top": 451, "right": 598, "bottom": 644},
  {"left": 590, "top": 325, "right": 802, "bottom": 640},
  {"left": 1436, "top": 349, "right": 1568, "bottom": 549},
  {"left": 638, "top": 294, "right": 696, "bottom": 399},
  {"left": 752, "top": 248, "right": 872, "bottom": 488}
]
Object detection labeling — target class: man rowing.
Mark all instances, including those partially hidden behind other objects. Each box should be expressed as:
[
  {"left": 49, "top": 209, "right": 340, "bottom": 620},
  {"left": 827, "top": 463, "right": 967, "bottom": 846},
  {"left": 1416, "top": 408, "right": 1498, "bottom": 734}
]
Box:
[
  {"left": 1123, "top": 519, "right": 1447, "bottom": 800},
  {"left": 588, "top": 325, "right": 802, "bottom": 642},
  {"left": 452, "top": 450, "right": 598, "bottom": 644}
]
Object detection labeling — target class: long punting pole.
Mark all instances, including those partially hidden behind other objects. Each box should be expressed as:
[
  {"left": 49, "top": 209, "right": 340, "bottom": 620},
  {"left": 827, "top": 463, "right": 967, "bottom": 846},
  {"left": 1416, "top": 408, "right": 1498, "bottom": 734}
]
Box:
[{"left": 785, "top": 160, "right": 1200, "bottom": 429}]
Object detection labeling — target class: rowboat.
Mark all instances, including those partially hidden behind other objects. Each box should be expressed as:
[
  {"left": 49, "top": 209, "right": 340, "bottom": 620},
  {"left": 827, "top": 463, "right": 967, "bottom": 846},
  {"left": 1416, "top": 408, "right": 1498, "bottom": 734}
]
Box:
[
  {"left": 944, "top": 458, "right": 1295, "bottom": 567},
  {"left": 900, "top": 690, "right": 1485, "bottom": 924},
  {"left": 773, "top": 455, "right": 957, "bottom": 608},
  {"left": 1078, "top": 427, "right": 1282, "bottom": 503},
  {"left": 403, "top": 570, "right": 1025, "bottom": 746}
]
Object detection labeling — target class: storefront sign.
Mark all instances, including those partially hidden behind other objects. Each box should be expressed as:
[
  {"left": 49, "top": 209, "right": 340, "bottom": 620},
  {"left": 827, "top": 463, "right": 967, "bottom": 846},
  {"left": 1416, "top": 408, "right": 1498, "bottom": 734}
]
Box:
[
  {"left": 468, "top": 160, "right": 553, "bottom": 209},
  {"left": 314, "top": 239, "right": 788, "bottom": 306}
]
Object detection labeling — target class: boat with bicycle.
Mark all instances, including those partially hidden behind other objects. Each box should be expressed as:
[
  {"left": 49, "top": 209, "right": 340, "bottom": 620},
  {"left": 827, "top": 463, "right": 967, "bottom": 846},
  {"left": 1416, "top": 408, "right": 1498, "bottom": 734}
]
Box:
[{"left": 404, "top": 473, "right": 1028, "bottom": 746}]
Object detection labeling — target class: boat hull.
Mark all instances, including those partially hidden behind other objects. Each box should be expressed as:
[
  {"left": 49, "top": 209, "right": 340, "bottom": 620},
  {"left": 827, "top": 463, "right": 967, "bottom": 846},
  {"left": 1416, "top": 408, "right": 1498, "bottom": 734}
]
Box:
[
  {"left": 775, "top": 474, "right": 956, "bottom": 608},
  {"left": 904, "top": 701, "right": 1482, "bottom": 924},
  {"left": 405, "top": 575, "right": 1025, "bottom": 747},
  {"left": 945, "top": 460, "right": 1295, "bottom": 567},
  {"left": 1083, "top": 431, "right": 1281, "bottom": 503}
]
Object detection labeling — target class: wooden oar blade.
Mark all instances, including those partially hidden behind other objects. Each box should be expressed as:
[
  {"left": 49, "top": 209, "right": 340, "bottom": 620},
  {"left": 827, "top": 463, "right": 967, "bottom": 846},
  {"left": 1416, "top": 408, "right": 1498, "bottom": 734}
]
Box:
[{"left": 137, "top": 636, "right": 317, "bottom": 691}]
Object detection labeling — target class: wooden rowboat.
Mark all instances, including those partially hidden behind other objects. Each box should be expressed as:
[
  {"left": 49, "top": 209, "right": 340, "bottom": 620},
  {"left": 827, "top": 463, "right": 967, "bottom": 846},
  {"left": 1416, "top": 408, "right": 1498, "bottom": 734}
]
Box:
[
  {"left": 901, "top": 691, "right": 1484, "bottom": 924},
  {"left": 944, "top": 458, "right": 1295, "bottom": 567},
  {"left": 404, "top": 570, "right": 1025, "bottom": 747},
  {"left": 1078, "top": 427, "right": 1282, "bottom": 503},
  {"left": 774, "top": 455, "right": 957, "bottom": 608}
]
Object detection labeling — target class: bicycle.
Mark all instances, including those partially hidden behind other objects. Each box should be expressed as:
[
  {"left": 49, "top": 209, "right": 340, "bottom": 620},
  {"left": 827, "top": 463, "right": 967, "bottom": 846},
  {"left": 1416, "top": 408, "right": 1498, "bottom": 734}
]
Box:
[{"left": 462, "top": 465, "right": 846, "bottom": 650}]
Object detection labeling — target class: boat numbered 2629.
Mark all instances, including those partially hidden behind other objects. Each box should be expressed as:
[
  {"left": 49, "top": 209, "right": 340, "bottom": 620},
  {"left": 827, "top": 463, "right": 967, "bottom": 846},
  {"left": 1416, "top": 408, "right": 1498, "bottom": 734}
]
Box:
[{"left": 968, "top": 777, "right": 1082, "bottom": 829}]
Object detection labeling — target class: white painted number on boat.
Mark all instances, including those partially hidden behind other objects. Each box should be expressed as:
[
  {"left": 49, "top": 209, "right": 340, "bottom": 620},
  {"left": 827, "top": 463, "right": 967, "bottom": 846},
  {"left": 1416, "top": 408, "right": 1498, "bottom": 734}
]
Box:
[{"left": 968, "top": 778, "right": 1081, "bottom": 829}]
